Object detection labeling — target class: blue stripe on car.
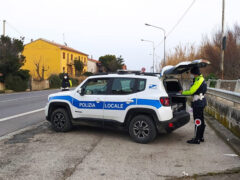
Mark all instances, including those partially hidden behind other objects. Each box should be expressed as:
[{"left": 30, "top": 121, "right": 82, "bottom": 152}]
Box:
[
  {"left": 137, "top": 98, "right": 161, "bottom": 109},
  {"left": 49, "top": 96, "right": 161, "bottom": 110}
]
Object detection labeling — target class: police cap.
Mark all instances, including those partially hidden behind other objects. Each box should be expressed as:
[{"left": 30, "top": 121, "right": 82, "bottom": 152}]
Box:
[{"left": 190, "top": 67, "right": 200, "bottom": 75}]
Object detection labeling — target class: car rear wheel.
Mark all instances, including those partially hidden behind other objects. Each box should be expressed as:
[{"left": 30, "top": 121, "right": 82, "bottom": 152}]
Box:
[
  {"left": 50, "top": 108, "right": 72, "bottom": 132},
  {"left": 129, "top": 115, "right": 157, "bottom": 144}
]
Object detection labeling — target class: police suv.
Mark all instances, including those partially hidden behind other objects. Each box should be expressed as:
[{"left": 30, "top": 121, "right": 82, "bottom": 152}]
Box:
[{"left": 45, "top": 60, "right": 209, "bottom": 143}]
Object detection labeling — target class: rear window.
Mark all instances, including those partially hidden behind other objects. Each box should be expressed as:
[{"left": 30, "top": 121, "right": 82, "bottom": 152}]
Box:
[
  {"left": 111, "top": 78, "right": 136, "bottom": 95},
  {"left": 137, "top": 79, "right": 146, "bottom": 92}
]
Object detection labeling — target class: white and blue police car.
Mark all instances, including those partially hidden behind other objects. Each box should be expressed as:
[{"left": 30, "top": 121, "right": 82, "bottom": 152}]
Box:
[{"left": 45, "top": 60, "right": 209, "bottom": 143}]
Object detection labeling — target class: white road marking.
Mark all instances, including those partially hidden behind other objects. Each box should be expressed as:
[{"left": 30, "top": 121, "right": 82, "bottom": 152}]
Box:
[
  {"left": 0, "top": 89, "right": 58, "bottom": 96},
  {"left": 0, "top": 94, "right": 47, "bottom": 103},
  {"left": 0, "top": 108, "right": 45, "bottom": 122},
  {"left": 224, "top": 154, "right": 238, "bottom": 157}
]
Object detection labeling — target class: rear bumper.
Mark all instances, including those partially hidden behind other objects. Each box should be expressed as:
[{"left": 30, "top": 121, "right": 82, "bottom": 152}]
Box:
[{"left": 156, "top": 111, "right": 190, "bottom": 133}]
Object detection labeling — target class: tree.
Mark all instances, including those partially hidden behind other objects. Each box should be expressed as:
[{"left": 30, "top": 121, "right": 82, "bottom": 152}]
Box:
[
  {"left": 74, "top": 59, "right": 84, "bottom": 76},
  {"left": 159, "top": 43, "right": 199, "bottom": 67},
  {"left": 158, "top": 24, "right": 240, "bottom": 79},
  {"left": 0, "top": 35, "right": 26, "bottom": 82},
  {"left": 0, "top": 35, "right": 30, "bottom": 91},
  {"left": 34, "top": 60, "right": 49, "bottom": 80},
  {"left": 99, "top": 54, "right": 124, "bottom": 72},
  {"left": 200, "top": 24, "right": 240, "bottom": 79}
]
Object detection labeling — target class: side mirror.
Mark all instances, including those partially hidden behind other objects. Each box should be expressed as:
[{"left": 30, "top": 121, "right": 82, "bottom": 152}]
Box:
[{"left": 78, "top": 88, "right": 85, "bottom": 96}]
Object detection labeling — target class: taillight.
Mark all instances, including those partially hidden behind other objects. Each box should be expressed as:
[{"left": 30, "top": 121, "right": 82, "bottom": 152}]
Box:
[{"left": 160, "top": 97, "right": 170, "bottom": 106}]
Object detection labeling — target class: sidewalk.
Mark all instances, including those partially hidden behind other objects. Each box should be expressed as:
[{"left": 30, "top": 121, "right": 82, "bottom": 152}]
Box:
[{"left": 205, "top": 113, "right": 240, "bottom": 156}]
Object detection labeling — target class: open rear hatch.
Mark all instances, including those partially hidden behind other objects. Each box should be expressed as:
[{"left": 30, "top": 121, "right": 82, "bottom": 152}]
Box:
[
  {"left": 161, "top": 59, "right": 210, "bottom": 113},
  {"left": 161, "top": 59, "right": 210, "bottom": 76}
]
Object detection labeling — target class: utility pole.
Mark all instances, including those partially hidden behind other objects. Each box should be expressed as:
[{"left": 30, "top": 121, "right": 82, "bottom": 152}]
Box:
[
  {"left": 221, "top": 0, "right": 225, "bottom": 79},
  {"left": 3, "top": 20, "right": 6, "bottom": 36}
]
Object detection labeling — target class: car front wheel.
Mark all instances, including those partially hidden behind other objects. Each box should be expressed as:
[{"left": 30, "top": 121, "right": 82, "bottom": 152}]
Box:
[
  {"left": 129, "top": 115, "right": 157, "bottom": 144},
  {"left": 50, "top": 108, "right": 72, "bottom": 132}
]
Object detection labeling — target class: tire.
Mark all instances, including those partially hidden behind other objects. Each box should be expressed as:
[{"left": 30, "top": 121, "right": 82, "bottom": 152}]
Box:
[
  {"left": 129, "top": 115, "right": 157, "bottom": 144},
  {"left": 50, "top": 108, "right": 72, "bottom": 132}
]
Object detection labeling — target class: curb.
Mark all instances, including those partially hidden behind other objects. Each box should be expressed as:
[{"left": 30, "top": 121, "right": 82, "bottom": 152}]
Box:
[
  {"left": 0, "top": 121, "right": 46, "bottom": 142},
  {"left": 205, "top": 113, "right": 240, "bottom": 156}
]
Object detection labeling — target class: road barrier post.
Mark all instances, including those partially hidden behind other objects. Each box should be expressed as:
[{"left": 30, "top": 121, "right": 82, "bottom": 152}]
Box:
[{"left": 234, "top": 79, "right": 240, "bottom": 93}]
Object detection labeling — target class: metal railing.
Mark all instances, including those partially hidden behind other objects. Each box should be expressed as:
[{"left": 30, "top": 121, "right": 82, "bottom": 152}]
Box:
[
  {"left": 207, "top": 79, "right": 240, "bottom": 92},
  {"left": 206, "top": 79, "right": 240, "bottom": 106},
  {"left": 207, "top": 87, "right": 240, "bottom": 104}
]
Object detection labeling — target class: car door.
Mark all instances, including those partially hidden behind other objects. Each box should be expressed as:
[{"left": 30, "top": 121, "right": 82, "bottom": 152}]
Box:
[
  {"left": 73, "top": 78, "right": 110, "bottom": 120},
  {"left": 103, "top": 77, "right": 137, "bottom": 123}
]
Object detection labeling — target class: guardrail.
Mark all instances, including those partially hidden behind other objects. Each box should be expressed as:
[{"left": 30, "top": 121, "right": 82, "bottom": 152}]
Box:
[
  {"left": 206, "top": 87, "right": 240, "bottom": 105},
  {"left": 207, "top": 79, "right": 240, "bottom": 93},
  {"left": 206, "top": 79, "right": 240, "bottom": 107}
]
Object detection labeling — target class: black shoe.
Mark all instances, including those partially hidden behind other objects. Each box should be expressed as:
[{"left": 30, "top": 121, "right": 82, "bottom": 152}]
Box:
[
  {"left": 187, "top": 138, "right": 200, "bottom": 144},
  {"left": 189, "top": 138, "right": 204, "bottom": 142}
]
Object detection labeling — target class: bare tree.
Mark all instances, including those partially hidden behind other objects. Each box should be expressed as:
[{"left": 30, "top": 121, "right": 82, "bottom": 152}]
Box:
[
  {"left": 159, "top": 24, "right": 240, "bottom": 79},
  {"left": 200, "top": 24, "right": 240, "bottom": 79},
  {"left": 158, "top": 43, "right": 199, "bottom": 69},
  {"left": 34, "top": 60, "right": 49, "bottom": 80}
]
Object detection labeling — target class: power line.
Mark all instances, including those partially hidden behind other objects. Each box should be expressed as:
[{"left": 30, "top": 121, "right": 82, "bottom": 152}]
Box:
[
  {"left": 5, "top": 21, "right": 31, "bottom": 40},
  {"left": 155, "top": 0, "right": 197, "bottom": 48},
  {"left": 167, "top": 0, "right": 197, "bottom": 37}
]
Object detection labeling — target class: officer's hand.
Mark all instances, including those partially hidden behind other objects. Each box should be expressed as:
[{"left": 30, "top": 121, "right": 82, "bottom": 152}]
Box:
[{"left": 179, "top": 90, "right": 183, "bottom": 94}]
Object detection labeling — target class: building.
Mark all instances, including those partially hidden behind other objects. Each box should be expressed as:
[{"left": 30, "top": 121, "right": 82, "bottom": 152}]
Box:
[
  {"left": 22, "top": 38, "right": 88, "bottom": 80},
  {"left": 87, "top": 58, "right": 127, "bottom": 74},
  {"left": 87, "top": 58, "right": 99, "bottom": 74}
]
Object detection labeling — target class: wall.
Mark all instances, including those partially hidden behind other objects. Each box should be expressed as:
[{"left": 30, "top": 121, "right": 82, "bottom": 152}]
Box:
[
  {"left": 0, "top": 82, "right": 4, "bottom": 91},
  {"left": 205, "top": 95, "right": 240, "bottom": 138},
  {"left": 60, "top": 50, "right": 88, "bottom": 76},
  {"left": 22, "top": 39, "right": 61, "bottom": 80},
  {"left": 31, "top": 80, "right": 49, "bottom": 91},
  {"left": 87, "top": 60, "right": 98, "bottom": 73}
]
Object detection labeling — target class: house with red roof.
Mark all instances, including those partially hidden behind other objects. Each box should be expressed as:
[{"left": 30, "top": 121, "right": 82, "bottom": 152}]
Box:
[{"left": 22, "top": 38, "right": 88, "bottom": 79}]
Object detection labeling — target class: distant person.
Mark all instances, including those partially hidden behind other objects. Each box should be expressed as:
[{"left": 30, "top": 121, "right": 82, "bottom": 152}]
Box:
[
  {"left": 61, "top": 73, "right": 70, "bottom": 91},
  {"left": 180, "top": 67, "right": 207, "bottom": 144}
]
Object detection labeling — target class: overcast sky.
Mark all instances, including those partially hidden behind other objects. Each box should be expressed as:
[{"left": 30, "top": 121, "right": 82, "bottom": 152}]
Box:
[{"left": 1, "top": 0, "right": 239, "bottom": 71}]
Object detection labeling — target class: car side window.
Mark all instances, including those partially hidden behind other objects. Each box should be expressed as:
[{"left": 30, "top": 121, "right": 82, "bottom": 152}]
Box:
[
  {"left": 111, "top": 78, "right": 136, "bottom": 95},
  {"left": 83, "top": 78, "right": 109, "bottom": 95},
  {"left": 137, "top": 79, "right": 146, "bottom": 92}
]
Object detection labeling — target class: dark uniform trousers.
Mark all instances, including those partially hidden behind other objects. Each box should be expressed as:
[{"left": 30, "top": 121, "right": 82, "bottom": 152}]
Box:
[{"left": 192, "top": 98, "right": 206, "bottom": 140}]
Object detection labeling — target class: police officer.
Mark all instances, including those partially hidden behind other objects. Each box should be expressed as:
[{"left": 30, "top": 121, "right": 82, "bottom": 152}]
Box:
[
  {"left": 61, "top": 73, "right": 70, "bottom": 91},
  {"left": 181, "top": 67, "right": 207, "bottom": 144}
]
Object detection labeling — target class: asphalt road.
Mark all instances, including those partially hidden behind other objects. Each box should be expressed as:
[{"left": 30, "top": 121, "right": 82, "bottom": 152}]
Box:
[
  {"left": 0, "top": 120, "right": 239, "bottom": 180},
  {"left": 0, "top": 89, "right": 63, "bottom": 137},
  {"left": 0, "top": 90, "right": 239, "bottom": 179}
]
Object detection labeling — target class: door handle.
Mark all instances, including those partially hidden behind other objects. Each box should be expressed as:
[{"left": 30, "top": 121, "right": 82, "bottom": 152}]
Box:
[
  {"left": 96, "top": 99, "right": 102, "bottom": 103},
  {"left": 126, "top": 100, "right": 134, "bottom": 104}
]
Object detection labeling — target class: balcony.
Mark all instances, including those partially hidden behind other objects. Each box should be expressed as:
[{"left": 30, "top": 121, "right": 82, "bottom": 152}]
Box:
[{"left": 67, "top": 60, "right": 73, "bottom": 65}]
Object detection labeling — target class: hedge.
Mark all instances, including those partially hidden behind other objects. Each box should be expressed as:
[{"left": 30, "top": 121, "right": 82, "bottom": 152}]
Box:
[
  {"left": 5, "top": 74, "right": 28, "bottom": 92},
  {"left": 48, "top": 74, "right": 61, "bottom": 88}
]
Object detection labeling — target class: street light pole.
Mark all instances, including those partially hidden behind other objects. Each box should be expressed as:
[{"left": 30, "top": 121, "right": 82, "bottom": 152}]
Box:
[
  {"left": 141, "top": 39, "right": 155, "bottom": 72},
  {"left": 145, "top": 23, "right": 166, "bottom": 67}
]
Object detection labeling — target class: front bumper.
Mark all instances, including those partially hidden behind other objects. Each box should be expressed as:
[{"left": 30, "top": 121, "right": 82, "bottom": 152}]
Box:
[
  {"left": 156, "top": 111, "right": 190, "bottom": 133},
  {"left": 45, "top": 103, "right": 50, "bottom": 121}
]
